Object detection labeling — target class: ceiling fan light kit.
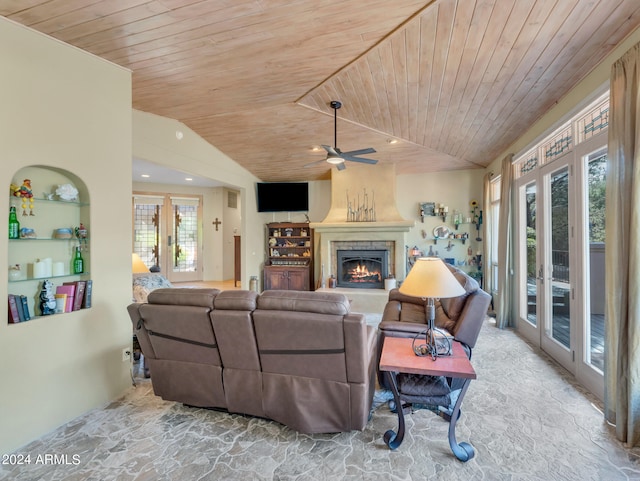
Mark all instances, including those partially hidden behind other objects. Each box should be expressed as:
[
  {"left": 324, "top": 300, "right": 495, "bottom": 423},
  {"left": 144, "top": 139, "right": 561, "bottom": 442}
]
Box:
[{"left": 304, "top": 100, "right": 379, "bottom": 170}]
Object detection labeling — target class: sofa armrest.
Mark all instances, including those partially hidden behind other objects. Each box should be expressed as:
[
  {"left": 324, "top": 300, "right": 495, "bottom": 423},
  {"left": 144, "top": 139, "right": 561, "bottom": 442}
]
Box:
[
  {"left": 128, "top": 303, "right": 156, "bottom": 360},
  {"left": 343, "top": 313, "right": 375, "bottom": 384},
  {"left": 451, "top": 288, "right": 491, "bottom": 348}
]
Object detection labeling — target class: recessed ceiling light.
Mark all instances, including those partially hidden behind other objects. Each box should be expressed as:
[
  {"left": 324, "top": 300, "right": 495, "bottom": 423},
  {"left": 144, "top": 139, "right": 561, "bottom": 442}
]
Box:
[
  {"left": 176, "top": 130, "right": 184, "bottom": 140},
  {"left": 311, "top": 146, "right": 322, "bottom": 152},
  {"left": 185, "top": 177, "right": 193, "bottom": 181},
  {"left": 387, "top": 139, "right": 399, "bottom": 144},
  {"left": 141, "top": 174, "right": 150, "bottom": 178}
]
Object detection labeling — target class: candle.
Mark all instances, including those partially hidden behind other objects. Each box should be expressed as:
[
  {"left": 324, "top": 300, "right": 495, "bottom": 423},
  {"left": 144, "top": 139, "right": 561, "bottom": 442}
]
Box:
[
  {"left": 42, "top": 257, "right": 53, "bottom": 277},
  {"left": 53, "top": 262, "right": 65, "bottom": 277},
  {"left": 33, "top": 260, "right": 47, "bottom": 278}
]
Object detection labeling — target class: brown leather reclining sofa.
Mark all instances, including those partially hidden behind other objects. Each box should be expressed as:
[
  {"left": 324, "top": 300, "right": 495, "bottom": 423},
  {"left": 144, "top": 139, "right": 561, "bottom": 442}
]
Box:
[{"left": 127, "top": 288, "right": 377, "bottom": 434}]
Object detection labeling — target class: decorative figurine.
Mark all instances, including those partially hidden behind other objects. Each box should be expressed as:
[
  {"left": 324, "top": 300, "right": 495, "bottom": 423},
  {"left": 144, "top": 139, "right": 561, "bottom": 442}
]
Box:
[
  {"left": 12, "top": 179, "right": 35, "bottom": 216},
  {"left": 19, "top": 227, "right": 36, "bottom": 238},
  {"left": 39, "top": 279, "right": 57, "bottom": 315},
  {"left": 75, "top": 223, "right": 88, "bottom": 247},
  {"left": 75, "top": 223, "right": 87, "bottom": 238},
  {"left": 8, "top": 264, "right": 21, "bottom": 281},
  {"left": 55, "top": 183, "right": 79, "bottom": 202}
]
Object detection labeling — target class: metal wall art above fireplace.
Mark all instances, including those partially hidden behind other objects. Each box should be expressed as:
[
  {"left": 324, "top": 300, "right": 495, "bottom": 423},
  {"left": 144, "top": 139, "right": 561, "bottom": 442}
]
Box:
[{"left": 337, "top": 249, "right": 389, "bottom": 289}]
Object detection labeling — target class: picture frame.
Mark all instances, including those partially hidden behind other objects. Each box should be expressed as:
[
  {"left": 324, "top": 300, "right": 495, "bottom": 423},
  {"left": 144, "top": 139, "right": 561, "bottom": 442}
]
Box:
[{"left": 419, "top": 202, "right": 435, "bottom": 217}]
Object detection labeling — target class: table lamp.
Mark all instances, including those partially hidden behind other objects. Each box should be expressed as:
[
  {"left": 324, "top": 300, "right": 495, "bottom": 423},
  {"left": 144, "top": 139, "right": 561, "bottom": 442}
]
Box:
[
  {"left": 132, "top": 253, "right": 150, "bottom": 274},
  {"left": 399, "top": 257, "right": 465, "bottom": 360}
]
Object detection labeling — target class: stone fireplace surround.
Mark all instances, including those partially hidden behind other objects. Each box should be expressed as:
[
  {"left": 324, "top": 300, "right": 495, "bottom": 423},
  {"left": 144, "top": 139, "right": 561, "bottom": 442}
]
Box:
[
  {"left": 333, "top": 241, "right": 394, "bottom": 280},
  {"left": 311, "top": 222, "right": 413, "bottom": 289}
]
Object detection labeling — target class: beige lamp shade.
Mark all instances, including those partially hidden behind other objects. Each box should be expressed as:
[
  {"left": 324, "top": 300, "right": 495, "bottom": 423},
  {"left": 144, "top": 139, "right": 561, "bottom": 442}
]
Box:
[
  {"left": 132, "top": 253, "right": 150, "bottom": 274},
  {"left": 399, "top": 257, "right": 466, "bottom": 299}
]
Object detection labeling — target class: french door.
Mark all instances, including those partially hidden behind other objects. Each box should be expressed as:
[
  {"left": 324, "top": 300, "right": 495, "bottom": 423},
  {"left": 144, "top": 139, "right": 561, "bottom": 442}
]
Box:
[
  {"left": 133, "top": 193, "right": 203, "bottom": 282},
  {"left": 515, "top": 132, "right": 606, "bottom": 399}
]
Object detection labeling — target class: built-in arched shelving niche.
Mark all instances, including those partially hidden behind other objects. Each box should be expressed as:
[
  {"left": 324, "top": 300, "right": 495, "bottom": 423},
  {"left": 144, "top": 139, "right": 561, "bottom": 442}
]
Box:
[{"left": 7, "top": 165, "right": 91, "bottom": 323}]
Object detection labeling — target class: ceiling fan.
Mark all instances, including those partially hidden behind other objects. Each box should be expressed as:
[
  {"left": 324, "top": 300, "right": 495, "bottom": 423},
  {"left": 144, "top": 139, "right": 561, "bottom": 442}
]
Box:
[{"left": 305, "top": 100, "right": 378, "bottom": 171}]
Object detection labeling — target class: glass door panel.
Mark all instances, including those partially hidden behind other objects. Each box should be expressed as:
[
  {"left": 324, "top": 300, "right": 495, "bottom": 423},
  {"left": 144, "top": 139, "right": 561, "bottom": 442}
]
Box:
[
  {"left": 546, "top": 165, "right": 571, "bottom": 350},
  {"left": 585, "top": 149, "right": 606, "bottom": 372},
  {"left": 168, "top": 197, "right": 201, "bottom": 282},
  {"left": 170, "top": 198, "right": 200, "bottom": 281},
  {"left": 518, "top": 181, "right": 538, "bottom": 328},
  {"left": 133, "top": 196, "right": 163, "bottom": 272}
]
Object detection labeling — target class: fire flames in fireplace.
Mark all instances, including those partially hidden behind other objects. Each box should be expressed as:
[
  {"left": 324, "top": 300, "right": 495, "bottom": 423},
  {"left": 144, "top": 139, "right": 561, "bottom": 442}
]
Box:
[
  {"left": 346, "top": 263, "right": 381, "bottom": 283},
  {"left": 337, "top": 249, "right": 388, "bottom": 289}
]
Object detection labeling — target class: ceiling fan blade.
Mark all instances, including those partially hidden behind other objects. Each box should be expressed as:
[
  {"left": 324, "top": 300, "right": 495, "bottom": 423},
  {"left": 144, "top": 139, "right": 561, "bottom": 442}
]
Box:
[
  {"left": 321, "top": 144, "right": 339, "bottom": 156},
  {"left": 303, "top": 158, "right": 328, "bottom": 168},
  {"left": 342, "top": 147, "right": 376, "bottom": 156},
  {"left": 317, "top": 102, "right": 378, "bottom": 170},
  {"left": 341, "top": 155, "right": 378, "bottom": 164}
]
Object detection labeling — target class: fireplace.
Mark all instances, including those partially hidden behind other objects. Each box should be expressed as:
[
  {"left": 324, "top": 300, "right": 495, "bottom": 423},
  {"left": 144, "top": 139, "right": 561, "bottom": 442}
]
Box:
[{"left": 337, "top": 249, "right": 388, "bottom": 289}]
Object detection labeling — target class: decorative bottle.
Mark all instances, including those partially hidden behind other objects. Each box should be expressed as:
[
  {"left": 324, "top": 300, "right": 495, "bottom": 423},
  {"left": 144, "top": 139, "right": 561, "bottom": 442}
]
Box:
[
  {"left": 72, "top": 246, "right": 84, "bottom": 274},
  {"left": 8, "top": 206, "right": 19, "bottom": 239}
]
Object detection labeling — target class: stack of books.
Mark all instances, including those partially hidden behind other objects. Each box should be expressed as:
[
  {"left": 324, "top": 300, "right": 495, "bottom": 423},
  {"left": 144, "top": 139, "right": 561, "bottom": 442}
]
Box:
[{"left": 8, "top": 279, "right": 93, "bottom": 323}]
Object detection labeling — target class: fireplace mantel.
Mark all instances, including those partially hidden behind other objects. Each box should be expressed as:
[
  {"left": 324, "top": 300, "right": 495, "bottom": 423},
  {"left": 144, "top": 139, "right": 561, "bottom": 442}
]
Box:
[{"left": 309, "top": 220, "right": 414, "bottom": 233}]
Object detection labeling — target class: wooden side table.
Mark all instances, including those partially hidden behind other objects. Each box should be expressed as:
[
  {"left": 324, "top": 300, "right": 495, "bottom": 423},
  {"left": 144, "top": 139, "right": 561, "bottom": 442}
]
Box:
[{"left": 379, "top": 336, "right": 477, "bottom": 461}]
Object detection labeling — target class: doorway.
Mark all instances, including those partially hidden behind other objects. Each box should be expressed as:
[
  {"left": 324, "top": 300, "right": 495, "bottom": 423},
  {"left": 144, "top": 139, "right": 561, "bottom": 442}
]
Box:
[
  {"left": 515, "top": 131, "right": 606, "bottom": 400},
  {"left": 132, "top": 193, "right": 203, "bottom": 282}
]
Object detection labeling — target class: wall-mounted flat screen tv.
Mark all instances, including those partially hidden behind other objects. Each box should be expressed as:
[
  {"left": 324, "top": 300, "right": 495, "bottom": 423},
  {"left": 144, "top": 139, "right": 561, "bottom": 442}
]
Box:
[{"left": 256, "top": 182, "right": 309, "bottom": 212}]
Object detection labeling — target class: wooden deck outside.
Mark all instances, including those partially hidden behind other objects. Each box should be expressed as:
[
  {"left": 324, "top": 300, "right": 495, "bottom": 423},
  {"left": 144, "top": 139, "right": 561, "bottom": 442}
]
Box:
[{"left": 527, "top": 280, "right": 604, "bottom": 372}]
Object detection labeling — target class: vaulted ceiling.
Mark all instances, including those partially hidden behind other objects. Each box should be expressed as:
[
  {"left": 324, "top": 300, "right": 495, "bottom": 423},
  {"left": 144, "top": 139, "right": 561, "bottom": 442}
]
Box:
[{"left": 3, "top": 0, "right": 640, "bottom": 181}]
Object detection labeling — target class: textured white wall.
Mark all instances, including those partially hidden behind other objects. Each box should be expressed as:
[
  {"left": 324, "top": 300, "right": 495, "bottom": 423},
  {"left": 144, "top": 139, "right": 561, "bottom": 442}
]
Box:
[{"left": 0, "top": 18, "right": 132, "bottom": 454}]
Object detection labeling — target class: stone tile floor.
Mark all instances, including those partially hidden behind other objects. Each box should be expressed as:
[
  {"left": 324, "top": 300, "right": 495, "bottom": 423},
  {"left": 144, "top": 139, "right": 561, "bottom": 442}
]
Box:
[{"left": 2, "top": 319, "right": 640, "bottom": 480}]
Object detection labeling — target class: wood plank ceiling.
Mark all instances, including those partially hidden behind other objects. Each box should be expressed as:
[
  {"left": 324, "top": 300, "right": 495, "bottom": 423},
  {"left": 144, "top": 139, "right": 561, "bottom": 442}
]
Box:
[{"left": 3, "top": 0, "right": 640, "bottom": 181}]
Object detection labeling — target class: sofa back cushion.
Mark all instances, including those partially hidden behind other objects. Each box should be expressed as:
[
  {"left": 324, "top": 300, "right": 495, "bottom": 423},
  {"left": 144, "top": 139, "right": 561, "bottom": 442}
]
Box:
[
  {"left": 211, "top": 290, "right": 260, "bottom": 370},
  {"left": 147, "top": 287, "right": 219, "bottom": 307},
  {"left": 254, "top": 290, "right": 352, "bottom": 383},
  {"left": 257, "top": 289, "right": 350, "bottom": 315},
  {"left": 138, "top": 288, "right": 221, "bottom": 365},
  {"left": 253, "top": 310, "right": 347, "bottom": 382},
  {"left": 439, "top": 266, "right": 479, "bottom": 322},
  {"left": 214, "top": 289, "right": 258, "bottom": 311}
]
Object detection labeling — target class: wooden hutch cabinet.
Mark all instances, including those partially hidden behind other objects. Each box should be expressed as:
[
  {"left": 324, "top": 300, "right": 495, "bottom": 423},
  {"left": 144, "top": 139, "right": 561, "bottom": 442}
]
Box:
[{"left": 263, "top": 222, "right": 313, "bottom": 291}]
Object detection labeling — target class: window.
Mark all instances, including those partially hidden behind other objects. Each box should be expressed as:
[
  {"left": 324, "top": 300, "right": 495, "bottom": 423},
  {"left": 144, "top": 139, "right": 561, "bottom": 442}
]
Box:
[{"left": 489, "top": 175, "right": 501, "bottom": 296}]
